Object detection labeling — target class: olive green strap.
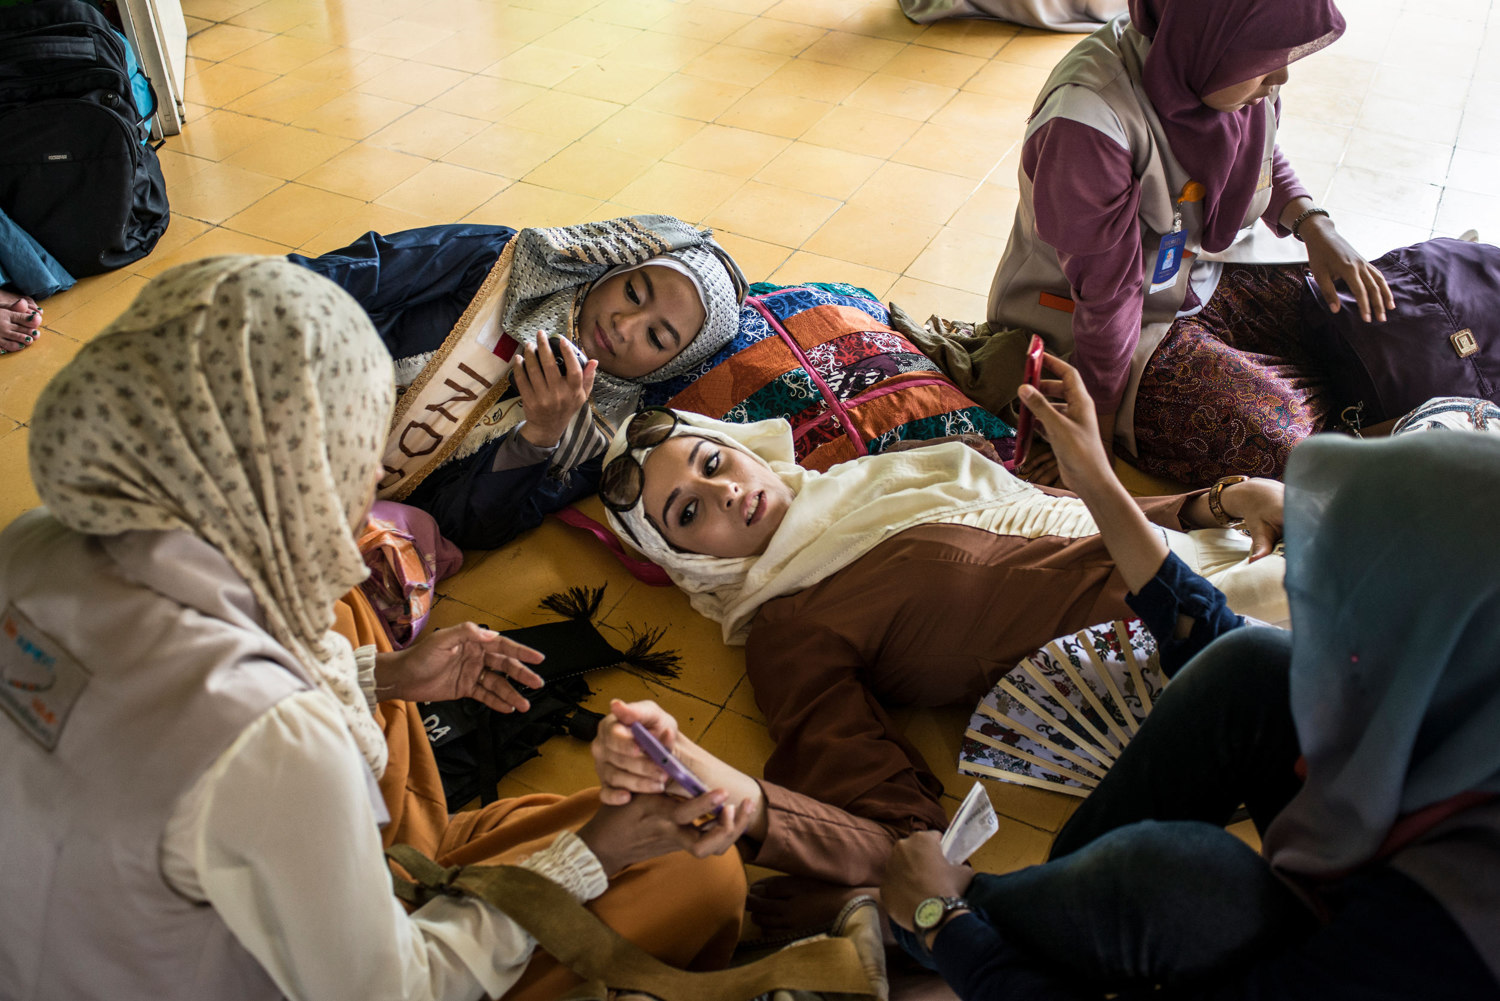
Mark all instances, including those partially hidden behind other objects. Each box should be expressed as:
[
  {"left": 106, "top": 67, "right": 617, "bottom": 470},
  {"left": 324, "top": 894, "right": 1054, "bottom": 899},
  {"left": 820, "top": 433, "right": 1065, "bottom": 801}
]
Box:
[{"left": 387, "top": 845, "right": 881, "bottom": 1001}]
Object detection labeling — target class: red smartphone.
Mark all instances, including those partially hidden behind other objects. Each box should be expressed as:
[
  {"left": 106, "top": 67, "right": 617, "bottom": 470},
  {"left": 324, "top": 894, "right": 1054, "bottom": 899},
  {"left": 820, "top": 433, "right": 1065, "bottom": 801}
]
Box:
[
  {"left": 630, "top": 722, "right": 722, "bottom": 828},
  {"left": 1012, "top": 333, "right": 1046, "bottom": 468}
]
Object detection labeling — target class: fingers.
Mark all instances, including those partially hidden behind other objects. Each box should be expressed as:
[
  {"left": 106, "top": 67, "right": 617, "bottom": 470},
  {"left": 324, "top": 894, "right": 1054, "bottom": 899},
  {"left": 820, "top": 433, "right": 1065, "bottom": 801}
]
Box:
[
  {"left": 473, "top": 669, "right": 531, "bottom": 714},
  {"left": 470, "top": 623, "right": 543, "bottom": 665},
  {"left": 687, "top": 797, "right": 756, "bottom": 857},
  {"left": 609, "top": 698, "right": 678, "bottom": 747},
  {"left": 1247, "top": 522, "right": 1276, "bottom": 563}
]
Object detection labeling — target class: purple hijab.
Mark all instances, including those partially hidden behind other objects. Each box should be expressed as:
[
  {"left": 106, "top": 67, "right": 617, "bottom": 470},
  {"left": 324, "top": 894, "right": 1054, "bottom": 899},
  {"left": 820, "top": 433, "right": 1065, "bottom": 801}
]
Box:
[{"left": 1128, "top": 0, "right": 1344, "bottom": 251}]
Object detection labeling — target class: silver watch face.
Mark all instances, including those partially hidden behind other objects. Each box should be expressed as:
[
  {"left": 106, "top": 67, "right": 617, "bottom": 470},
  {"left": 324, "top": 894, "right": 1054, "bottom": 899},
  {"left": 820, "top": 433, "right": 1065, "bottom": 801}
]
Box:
[{"left": 914, "top": 896, "right": 946, "bottom": 931}]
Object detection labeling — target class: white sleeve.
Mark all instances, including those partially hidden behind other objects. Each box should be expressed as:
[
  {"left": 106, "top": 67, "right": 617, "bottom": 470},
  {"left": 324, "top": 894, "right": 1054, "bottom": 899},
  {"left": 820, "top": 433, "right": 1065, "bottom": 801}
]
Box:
[{"left": 160, "top": 689, "right": 608, "bottom": 1001}]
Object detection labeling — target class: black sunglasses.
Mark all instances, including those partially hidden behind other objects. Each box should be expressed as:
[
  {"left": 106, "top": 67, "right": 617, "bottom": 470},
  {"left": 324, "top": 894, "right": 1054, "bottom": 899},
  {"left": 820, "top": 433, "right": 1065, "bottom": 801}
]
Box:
[{"left": 600, "top": 408, "right": 681, "bottom": 513}]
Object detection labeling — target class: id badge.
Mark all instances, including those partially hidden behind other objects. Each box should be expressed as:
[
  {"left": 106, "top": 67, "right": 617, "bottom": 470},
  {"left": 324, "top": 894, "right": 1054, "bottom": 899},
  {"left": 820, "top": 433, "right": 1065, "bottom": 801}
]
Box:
[{"left": 1148, "top": 229, "right": 1188, "bottom": 294}]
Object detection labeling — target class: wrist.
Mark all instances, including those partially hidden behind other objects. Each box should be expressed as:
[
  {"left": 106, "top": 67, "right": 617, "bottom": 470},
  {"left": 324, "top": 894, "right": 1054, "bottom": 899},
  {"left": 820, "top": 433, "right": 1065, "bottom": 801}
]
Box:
[
  {"left": 923, "top": 908, "right": 971, "bottom": 952},
  {"left": 519, "top": 421, "right": 562, "bottom": 448},
  {"left": 1207, "top": 475, "right": 1248, "bottom": 526}
]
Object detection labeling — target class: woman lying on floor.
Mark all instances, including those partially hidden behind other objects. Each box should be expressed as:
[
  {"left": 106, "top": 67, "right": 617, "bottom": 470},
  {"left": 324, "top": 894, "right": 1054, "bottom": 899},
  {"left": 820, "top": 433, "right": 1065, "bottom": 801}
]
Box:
[
  {"left": 290, "top": 215, "right": 746, "bottom": 550},
  {"left": 0, "top": 257, "right": 751, "bottom": 1001},
  {"left": 591, "top": 360, "right": 1287, "bottom": 895},
  {"left": 880, "top": 385, "right": 1500, "bottom": 999}
]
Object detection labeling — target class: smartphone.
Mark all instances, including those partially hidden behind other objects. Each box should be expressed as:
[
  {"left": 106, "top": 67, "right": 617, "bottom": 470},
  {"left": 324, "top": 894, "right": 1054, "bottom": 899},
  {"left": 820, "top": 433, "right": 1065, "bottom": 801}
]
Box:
[
  {"left": 630, "top": 721, "right": 722, "bottom": 828},
  {"left": 494, "top": 333, "right": 581, "bottom": 376},
  {"left": 1012, "top": 333, "right": 1046, "bottom": 468}
]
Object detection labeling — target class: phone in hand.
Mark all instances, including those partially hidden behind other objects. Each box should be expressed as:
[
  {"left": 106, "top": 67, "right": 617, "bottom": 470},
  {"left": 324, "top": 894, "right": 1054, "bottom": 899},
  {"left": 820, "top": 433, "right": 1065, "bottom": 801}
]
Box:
[
  {"left": 630, "top": 722, "right": 722, "bottom": 828},
  {"left": 1012, "top": 333, "right": 1046, "bottom": 468},
  {"left": 494, "top": 333, "right": 583, "bottom": 376}
]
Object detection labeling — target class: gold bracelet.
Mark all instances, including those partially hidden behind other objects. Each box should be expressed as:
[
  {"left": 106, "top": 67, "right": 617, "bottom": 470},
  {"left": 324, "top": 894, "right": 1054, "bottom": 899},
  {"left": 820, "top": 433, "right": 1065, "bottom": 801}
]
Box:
[{"left": 1207, "top": 475, "right": 1248, "bottom": 527}]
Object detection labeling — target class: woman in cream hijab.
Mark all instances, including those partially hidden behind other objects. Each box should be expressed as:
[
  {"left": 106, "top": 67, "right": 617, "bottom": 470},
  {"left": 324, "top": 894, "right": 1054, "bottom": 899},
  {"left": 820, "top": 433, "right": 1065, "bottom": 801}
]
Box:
[
  {"left": 596, "top": 355, "right": 1288, "bottom": 892},
  {"left": 0, "top": 256, "right": 750, "bottom": 1001}
]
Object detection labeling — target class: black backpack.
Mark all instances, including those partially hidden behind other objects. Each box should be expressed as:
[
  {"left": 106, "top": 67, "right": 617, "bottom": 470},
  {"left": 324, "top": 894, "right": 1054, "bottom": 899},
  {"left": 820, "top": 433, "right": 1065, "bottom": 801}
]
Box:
[{"left": 0, "top": 0, "right": 170, "bottom": 277}]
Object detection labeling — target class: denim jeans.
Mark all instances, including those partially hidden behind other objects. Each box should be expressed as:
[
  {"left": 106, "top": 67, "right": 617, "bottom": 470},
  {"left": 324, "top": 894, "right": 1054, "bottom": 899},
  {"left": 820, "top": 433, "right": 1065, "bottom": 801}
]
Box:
[{"left": 926, "top": 628, "right": 1316, "bottom": 989}]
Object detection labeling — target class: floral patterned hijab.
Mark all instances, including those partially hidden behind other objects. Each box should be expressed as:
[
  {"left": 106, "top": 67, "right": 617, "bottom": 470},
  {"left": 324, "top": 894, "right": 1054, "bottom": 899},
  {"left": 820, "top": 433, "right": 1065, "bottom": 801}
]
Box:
[{"left": 28, "top": 256, "right": 395, "bottom": 774}]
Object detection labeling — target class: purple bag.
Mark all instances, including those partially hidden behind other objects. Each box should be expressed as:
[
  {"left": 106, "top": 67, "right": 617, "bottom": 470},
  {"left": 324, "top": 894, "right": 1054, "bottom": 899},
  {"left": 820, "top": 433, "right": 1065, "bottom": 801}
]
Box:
[{"left": 1301, "top": 238, "right": 1500, "bottom": 427}]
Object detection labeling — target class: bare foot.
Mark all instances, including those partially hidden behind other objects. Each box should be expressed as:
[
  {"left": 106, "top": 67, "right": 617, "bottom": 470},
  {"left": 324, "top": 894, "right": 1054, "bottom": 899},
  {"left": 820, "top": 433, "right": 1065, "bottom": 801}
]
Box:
[
  {"left": 747, "top": 875, "right": 881, "bottom": 936},
  {"left": 0, "top": 292, "right": 42, "bottom": 354}
]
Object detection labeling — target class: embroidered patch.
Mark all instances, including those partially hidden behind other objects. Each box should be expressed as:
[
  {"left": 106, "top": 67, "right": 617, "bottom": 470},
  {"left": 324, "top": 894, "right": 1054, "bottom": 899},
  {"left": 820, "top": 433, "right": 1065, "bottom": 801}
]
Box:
[
  {"left": 0, "top": 604, "right": 90, "bottom": 751},
  {"left": 1256, "top": 156, "right": 1273, "bottom": 191}
]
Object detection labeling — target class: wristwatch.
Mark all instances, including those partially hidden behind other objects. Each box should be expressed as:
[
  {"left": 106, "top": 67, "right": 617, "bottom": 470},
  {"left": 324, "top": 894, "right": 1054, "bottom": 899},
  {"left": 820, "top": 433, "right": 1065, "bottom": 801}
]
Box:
[
  {"left": 913, "top": 896, "right": 970, "bottom": 950},
  {"left": 1207, "top": 475, "right": 1247, "bottom": 527}
]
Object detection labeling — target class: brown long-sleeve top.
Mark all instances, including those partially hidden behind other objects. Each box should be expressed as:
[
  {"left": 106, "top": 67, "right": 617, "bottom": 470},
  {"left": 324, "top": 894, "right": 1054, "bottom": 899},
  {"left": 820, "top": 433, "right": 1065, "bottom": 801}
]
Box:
[{"left": 738, "top": 491, "right": 1193, "bottom": 886}]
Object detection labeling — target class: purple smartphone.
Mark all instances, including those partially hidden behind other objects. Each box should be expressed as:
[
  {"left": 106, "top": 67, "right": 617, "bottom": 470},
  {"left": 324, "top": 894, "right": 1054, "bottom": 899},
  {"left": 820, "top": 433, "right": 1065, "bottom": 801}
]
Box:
[{"left": 630, "top": 722, "right": 722, "bottom": 826}]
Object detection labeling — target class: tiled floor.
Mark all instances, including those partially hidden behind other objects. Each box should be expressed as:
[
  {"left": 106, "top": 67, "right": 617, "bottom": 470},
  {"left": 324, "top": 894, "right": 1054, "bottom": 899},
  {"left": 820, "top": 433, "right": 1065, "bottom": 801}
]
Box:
[{"left": 1, "top": 0, "right": 1496, "bottom": 875}]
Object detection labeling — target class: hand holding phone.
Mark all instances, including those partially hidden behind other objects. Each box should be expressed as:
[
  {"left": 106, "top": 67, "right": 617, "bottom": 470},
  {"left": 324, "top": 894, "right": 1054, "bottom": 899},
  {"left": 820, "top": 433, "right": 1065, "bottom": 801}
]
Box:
[
  {"left": 630, "top": 722, "right": 722, "bottom": 827},
  {"left": 1011, "top": 333, "right": 1046, "bottom": 468}
]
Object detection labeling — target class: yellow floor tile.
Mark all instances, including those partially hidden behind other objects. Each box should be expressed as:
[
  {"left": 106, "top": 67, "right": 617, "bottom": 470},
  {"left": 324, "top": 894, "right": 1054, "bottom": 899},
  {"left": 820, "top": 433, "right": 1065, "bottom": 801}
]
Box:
[
  {"left": 881, "top": 43, "right": 986, "bottom": 89},
  {"left": 590, "top": 0, "right": 680, "bottom": 30},
  {"left": 762, "top": 0, "right": 858, "bottom": 30},
  {"left": 348, "top": 18, "right": 456, "bottom": 59},
  {"left": 429, "top": 76, "right": 547, "bottom": 122},
  {"left": 42, "top": 276, "right": 151, "bottom": 343},
  {"left": 612, "top": 162, "right": 743, "bottom": 221},
  {"left": 369, "top": 106, "right": 488, "bottom": 159},
  {"left": 187, "top": 21, "right": 275, "bottom": 61},
  {"left": 522, "top": 143, "right": 656, "bottom": 201},
  {"left": 580, "top": 108, "right": 706, "bottom": 162},
  {"left": 1324, "top": 165, "right": 1442, "bottom": 228},
  {"left": 931, "top": 90, "right": 1031, "bottom": 134},
  {"left": 905, "top": 225, "right": 1009, "bottom": 292},
  {"left": 885, "top": 274, "right": 988, "bottom": 324},
  {"left": 848, "top": 162, "right": 977, "bottom": 225},
  {"left": 666, "top": 124, "right": 789, "bottom": 177},
  {"left": 890, "top": 121, "right": 1013, "bottom": 179},
  {"left": 25, "top": 268, "right": 139, "bottom": 324},
  {"left": 651, "top": 4, "right": 754, "bottom": 43},
  {"left": 804, "top": 203, "right": 940, "bottom": 273},
  {"left": 354, "top": 59, "right": 472, "bottom": 105},
  {"left": 225, "top": 0, "right": 326, "bottom": 34},
  {"left": 965, "top": 810, "right": 1056, "bottom": 874},
  {"left": 222, "top": 183, "right": 367, "bottom": 246},
  {"left": 227, "top": 32, "right": 334, "bottom": 74},
  {"left": 844, "top": 72, "right": 957, "bottom": 121},
  {"left": 636, "top": 73, "right": 749, "bottom": 121},
  {"left": 167, "top": 108, "right": 283, "bottom": 161},
  {"left": 994, "top": 29, "right": 1086, "bottom": 69},
  {"left": 915, "top": 19, "right": 1020, "bottom": 60},
  {"left": 299, "top": 204, "right": 447, "bottom": 255},
  {"left": 444, "top": 125, "right": 570, "bottom": 178},
  {"left": 681, "top": 44, "right": 789, "bottom": 88},
  {"left": 487, "top": 45, "right": 595, "bottom": 88},
  {"left": 535, "top": 18, "right": 641, "bottom": 60},
  {"left": 186, "top": 60, "right": 279, "bottom": 107},
  {"left": 722, "top": 18, "right": 825, "bottom": 55},
  {"left": 503, "top": 90, "right": 621, "bottom": 140},
  {"left": 297, "top": 143, "right": 429, "bottom": 201},
  {"left": 800, "top": 30, "right": 903, "bottom": 73},
  {"left": 836, "top": 3, "right": 927, "bottom": 43},
  {"left": 717, "top": 91, "right": 832, "bottom": 139},
  {"left": 949, "top": 182, "right": 1021, "bottom": 236},
  {"left": 755, "top": 58, "right": 870, "bottom": 102},
  {"left": 0, "top": 330, "right": 85, "bottom": 423},
  {"left": 299, "top": 91, "right": 416, "bottom": 140},
  {"left": 467, "top": 182, "right": 603, "bottom": 229},
  {"left": 165, "top": 160, "right": 283, "bottom": 224},
  {"left": 225, "top": 75, "right": 349, "bottom": 123},
  {"left": 800, "top": 105, "right": 921, "bottom": 159},
  {"left": 285, "top": 47, "right": 401, "bottom": 87},
  {"left": 408, "top": 30, "right": 520, "bottom": 74},
  {"left": 0, "top": 426, "right": 39, "bottom": 529},
  {"left": 723, "top": 674, "right": 766, "bottom": 725},
  {"left": 133, "top": 228, "right": 295, "bottom": 278},
  {"left": 768, "top": 251, "right": 897, "bottom": 298},
  {"left": 754, "top": 143, "right": 883, "bottom": 201},
  {"left": 598, "top": 584, "right": 748, "bottom": 708},
  {"left": 710, "top": 231, "right": 794, "bottom": 282},
  {"left": 377, "top": 162, "right": 512, "bottom": 220},
  {"left": 555, "top": 59, "right": 673, "bottom": 104},
  {"left": 697, "top": 709, "right": 777, "bottom": 781},
  {"left": 222, "top": 126, "right": 353, "bottom": 180},
  {"left": 182, "top": 0, "right": 262, "bottom": 22},
  {"left": 706, "top": 181, "right": 840, "bottom": 246}
]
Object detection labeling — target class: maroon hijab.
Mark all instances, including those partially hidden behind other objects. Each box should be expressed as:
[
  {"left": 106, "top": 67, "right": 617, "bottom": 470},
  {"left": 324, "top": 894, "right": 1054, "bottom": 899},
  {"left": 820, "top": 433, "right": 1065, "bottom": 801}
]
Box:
[{"left": 1128, "top": 0, "right": 1344, "bottom": 251}]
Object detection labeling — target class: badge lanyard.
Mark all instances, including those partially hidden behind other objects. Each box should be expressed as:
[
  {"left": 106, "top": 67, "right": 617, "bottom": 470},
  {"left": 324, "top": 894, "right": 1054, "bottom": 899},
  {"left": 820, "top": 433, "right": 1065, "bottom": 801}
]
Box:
[{"left": 1148, "top": 180, "right": 1205, "bottom": 294}]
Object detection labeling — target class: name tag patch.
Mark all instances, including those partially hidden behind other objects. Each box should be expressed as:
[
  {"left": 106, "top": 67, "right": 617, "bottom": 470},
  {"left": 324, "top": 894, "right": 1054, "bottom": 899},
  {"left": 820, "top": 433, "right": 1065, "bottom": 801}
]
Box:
[
  {"left": 0, "top": 604, "right": 90, "bottom": 751},
  {"left": 1148, "top": 230, "right": 1189, "bottom": 294},
  {"left": 1256, "top": 156, "right": 1273, "bottom": 192}
]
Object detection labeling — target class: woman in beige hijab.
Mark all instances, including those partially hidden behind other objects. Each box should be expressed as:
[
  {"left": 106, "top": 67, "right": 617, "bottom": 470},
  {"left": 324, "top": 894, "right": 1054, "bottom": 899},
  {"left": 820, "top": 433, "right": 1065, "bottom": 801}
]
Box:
[{"left": 0, "top": 256, "right": 749, "bottom": 1001}]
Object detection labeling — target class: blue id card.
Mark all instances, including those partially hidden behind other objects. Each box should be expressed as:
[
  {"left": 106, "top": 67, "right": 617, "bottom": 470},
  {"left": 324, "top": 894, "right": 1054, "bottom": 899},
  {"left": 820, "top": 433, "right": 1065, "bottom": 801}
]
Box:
[{"left": 1149, "top": 229, "right": 1188, "bottom": 294}]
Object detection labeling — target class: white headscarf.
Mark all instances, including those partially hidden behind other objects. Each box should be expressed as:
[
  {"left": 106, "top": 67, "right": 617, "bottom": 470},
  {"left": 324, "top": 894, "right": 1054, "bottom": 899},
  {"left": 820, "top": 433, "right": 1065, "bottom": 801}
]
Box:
[
  {"left": 28, "top": 256, "right": 395, "bottom": 775},
  {"left": 604, "top": 411, "right": 1096, "bottom": 644}
]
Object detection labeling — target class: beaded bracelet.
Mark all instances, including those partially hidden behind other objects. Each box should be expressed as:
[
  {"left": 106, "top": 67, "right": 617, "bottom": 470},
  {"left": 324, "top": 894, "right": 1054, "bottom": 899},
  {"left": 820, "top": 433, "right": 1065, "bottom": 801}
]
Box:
[{"left": 1291, "top": 206, "right": 1331, "bottom": 242}]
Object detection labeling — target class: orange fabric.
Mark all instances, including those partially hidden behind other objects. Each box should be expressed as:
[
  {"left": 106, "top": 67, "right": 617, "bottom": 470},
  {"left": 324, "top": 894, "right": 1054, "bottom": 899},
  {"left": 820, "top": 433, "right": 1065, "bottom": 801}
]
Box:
[{"left": 331, "top": 588, "right": 747, "bottom": 1000}]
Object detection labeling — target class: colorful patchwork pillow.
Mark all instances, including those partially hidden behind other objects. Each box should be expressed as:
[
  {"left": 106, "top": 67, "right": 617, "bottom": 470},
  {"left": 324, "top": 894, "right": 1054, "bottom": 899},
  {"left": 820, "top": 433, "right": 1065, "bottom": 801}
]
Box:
[{"left": 640, "top": 282, "right": 1013, "bottom": 471}]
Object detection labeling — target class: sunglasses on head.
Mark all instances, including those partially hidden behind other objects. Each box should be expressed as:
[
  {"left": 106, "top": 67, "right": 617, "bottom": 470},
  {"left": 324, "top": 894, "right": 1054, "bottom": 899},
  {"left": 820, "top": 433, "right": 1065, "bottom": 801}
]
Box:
[{"left": 600, "top": 408, "right": 681, "bottom": 513}]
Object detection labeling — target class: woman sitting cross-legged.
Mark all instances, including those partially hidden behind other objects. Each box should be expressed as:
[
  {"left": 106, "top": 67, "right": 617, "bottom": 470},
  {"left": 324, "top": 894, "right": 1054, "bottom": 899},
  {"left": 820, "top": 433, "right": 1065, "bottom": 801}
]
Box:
[
  {"left": 879, "top": 379, "right": 1500, "bottom": 999},
  {"left": 593, "top": 361, "right": 1288, "bottom": 900},
  {"left": 290, "top": 215, "right": 746, "bottom": 550},
  {"left": 0, "top": 257, "right": 752, "bottom": 1001}
]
